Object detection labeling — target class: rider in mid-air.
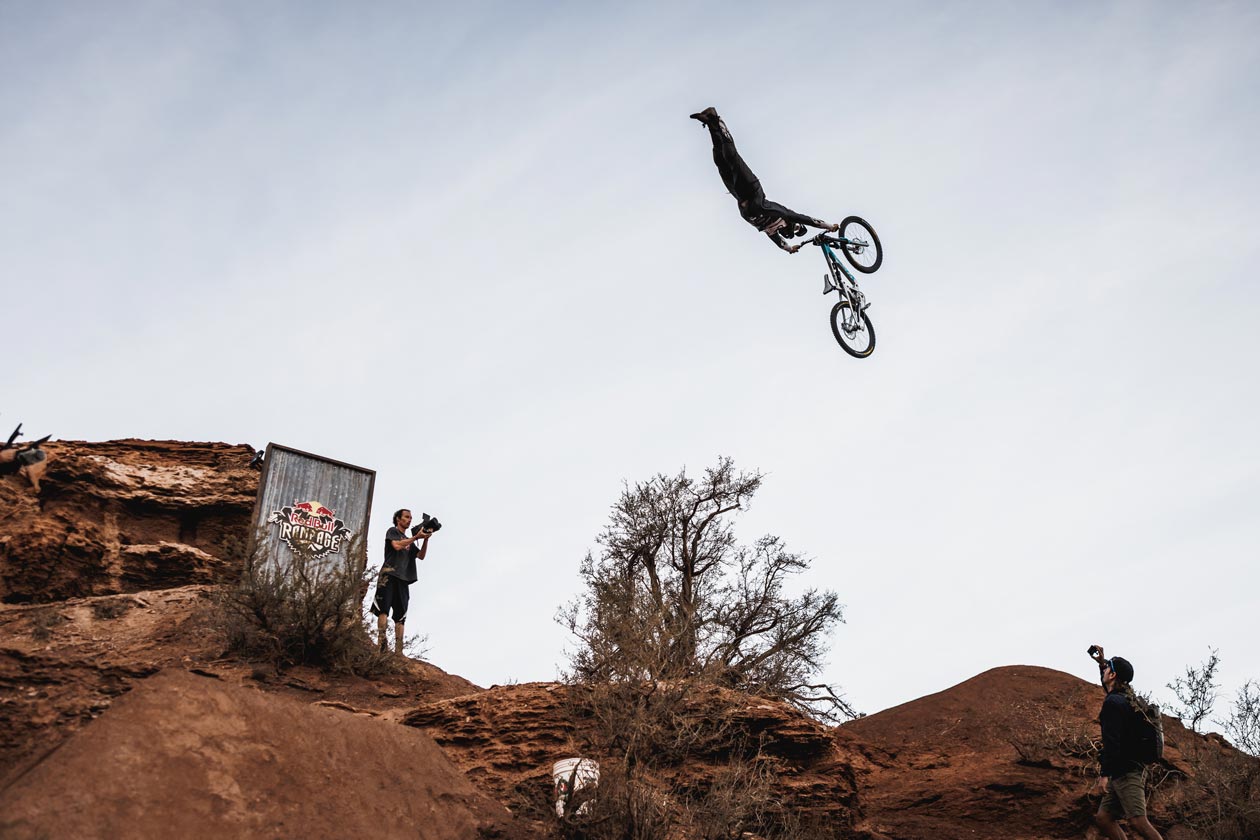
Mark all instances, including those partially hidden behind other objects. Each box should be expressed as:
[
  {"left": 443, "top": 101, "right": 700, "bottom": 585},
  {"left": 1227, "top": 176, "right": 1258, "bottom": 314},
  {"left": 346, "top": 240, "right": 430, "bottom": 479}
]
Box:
[{"left": 690, "top": 106, "right": 840, "bottom": 253}]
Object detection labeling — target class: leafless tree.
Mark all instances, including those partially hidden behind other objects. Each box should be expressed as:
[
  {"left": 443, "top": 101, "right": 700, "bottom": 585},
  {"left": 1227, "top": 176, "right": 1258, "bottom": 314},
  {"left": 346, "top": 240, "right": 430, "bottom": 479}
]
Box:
[
  {"left": 1222, "top": 681, "right": 1260, "bottom": 757},
  {"left": 561, "top": 457, "right": 854, "bottom": 723},
  {"left": 1169, "top": 648, "right": 1221, "bottom": 733}
]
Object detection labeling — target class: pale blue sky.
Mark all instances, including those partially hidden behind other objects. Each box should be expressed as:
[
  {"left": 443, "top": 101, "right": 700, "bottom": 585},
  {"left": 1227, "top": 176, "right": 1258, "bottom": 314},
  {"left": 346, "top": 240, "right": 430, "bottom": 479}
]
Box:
[{"left": 3, "top": 0, "right": 1258, "bottom": 721}]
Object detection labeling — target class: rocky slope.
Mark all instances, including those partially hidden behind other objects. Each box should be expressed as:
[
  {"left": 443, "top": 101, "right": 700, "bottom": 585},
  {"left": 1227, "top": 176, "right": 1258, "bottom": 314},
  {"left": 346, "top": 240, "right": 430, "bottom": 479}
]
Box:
[
  {"left": 0, "top": 584, "right": 480, "bottom": 792},
  {"left": 0, "top": 439, "right": 260, "bottom": 602},
  {"left": 841, "top": 666, "right": 1233, "bottom": 840},
  {"left": 403, "top": 681, "right": 864, "bottom": 836},
  {"left": 2, "top": 440, "right": 1257, "bottom": 839}
]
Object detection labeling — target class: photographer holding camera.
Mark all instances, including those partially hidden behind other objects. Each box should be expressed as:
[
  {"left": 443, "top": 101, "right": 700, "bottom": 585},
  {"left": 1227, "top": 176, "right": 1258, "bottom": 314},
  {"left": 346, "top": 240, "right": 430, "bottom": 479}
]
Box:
[
  {"left": 1087, "top": 644, "right": 1165, "bottom": 840},
  {"left": 369, "top": 509, "right": 441, "bottom": 655}
]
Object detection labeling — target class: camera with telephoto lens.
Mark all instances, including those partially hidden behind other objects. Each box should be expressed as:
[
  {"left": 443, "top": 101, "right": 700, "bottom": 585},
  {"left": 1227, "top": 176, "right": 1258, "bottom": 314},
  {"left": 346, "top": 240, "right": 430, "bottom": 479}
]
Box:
[
  {"left": 1087, "top": 645, "right": 1101, "bottom": 656},
  {"left": 411, "top": 512, "right": 442, "bottom": 536}
]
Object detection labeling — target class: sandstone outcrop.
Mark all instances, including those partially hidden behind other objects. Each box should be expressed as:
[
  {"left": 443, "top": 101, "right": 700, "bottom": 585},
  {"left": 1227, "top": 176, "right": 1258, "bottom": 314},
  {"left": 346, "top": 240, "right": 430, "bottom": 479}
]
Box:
[
  {"left": 403, "top": 681, "right": 866, "bottom": 837},
  {"left": 0, "top": 439, "right": 260, "bottom": 603}
]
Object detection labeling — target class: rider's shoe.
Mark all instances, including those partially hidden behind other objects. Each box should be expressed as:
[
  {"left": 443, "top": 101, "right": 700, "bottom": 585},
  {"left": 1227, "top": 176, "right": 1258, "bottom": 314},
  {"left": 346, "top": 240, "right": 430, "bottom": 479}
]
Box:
[{"left": 689, "top": 107, "right": 718, "bottom": 125}]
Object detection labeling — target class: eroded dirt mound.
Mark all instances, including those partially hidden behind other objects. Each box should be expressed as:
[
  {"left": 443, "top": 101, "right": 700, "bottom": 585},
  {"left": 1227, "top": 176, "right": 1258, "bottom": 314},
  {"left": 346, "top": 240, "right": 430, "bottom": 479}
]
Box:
[
  {"left": 840, "top": 665, "right": 1237, "bottom": 840},
  {"left": 0, "top": 439, "right": 260, "bottom": 603},
  {"left": 0, "top": 584, "right": 481, "bottom": 791},
  {"left": 402, "top": 681, "right": 866, "bottom": 837},
  {"left": 0, "top": 669, "right": 526, "bottom": 840}
]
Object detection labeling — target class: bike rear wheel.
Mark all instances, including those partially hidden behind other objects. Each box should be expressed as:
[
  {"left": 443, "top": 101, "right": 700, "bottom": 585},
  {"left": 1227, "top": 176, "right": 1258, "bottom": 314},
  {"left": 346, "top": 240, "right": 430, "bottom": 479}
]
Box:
[
  {"left": 839, "top": 216, "right": 883, "bottom": 274},
  {"left": 830, "top": 300, "right": 876, "bottom": 358}
]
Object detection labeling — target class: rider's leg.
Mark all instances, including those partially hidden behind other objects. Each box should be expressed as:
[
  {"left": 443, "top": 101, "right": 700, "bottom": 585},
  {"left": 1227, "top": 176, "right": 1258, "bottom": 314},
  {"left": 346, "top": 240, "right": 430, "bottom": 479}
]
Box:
[{"left": 699, "top": 111, "right": 765, "bottom": 205}]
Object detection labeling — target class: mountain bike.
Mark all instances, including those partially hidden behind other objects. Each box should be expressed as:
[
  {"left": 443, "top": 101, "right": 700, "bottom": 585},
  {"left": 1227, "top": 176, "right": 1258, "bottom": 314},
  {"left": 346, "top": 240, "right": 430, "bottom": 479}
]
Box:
[{"left": 807, "top": 216, "right": 883, "bottom": 358}]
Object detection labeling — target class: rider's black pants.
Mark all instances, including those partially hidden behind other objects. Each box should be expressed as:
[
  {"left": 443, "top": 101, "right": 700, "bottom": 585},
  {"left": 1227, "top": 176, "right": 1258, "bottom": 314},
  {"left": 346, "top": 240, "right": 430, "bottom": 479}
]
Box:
[
  {"left": 707, "top": 119, "right": 823, "bottom": 230},
  {"left": 707, "top": 120, "right": 766, "bottom": 208}
]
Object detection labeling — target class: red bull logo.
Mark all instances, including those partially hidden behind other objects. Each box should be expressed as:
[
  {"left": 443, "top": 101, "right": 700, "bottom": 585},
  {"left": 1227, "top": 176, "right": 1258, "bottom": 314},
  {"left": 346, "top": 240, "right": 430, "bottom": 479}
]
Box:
[{"left": 266, "top": 499, "right": 354, "bottom": 557}]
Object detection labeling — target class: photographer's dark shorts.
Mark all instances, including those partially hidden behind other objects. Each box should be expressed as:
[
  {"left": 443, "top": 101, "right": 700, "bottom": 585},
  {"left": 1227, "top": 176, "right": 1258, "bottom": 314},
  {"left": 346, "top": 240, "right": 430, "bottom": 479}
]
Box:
[
  {"left": 1101, "top": 768, "right": 1147, "bottom": 818},
  {"left": 369, "top": 576, "right": 409, "bottom": 622}
]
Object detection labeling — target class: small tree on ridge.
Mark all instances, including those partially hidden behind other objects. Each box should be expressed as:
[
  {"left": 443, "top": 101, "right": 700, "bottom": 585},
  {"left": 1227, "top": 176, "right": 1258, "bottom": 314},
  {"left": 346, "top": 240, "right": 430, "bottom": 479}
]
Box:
[{"left": 561, "top": 457, "right": 854, "bottom": 723}]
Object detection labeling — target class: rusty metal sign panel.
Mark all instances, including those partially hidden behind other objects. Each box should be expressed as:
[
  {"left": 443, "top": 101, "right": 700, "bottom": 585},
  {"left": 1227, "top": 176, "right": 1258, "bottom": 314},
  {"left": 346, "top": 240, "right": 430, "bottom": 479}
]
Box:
[{"left": 247, "top": 443, "right": 376, "bottom": 569}]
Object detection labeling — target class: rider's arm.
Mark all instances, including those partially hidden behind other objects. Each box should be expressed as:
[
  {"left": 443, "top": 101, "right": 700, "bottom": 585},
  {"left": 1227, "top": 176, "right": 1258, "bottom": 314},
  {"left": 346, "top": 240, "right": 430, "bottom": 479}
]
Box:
[
  {"left": 785, "top": 211, "right": 839, "bottom": 232},
  {"left": 767, "top": 232, "right": 796, "bottom": 253}
]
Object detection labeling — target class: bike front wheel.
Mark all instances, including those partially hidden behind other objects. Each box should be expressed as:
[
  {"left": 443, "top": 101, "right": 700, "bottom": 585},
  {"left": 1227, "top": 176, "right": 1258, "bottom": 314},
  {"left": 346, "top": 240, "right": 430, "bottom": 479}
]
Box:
[
  {"left": 830, "top": 301, "right": 876, "bottom": 358},
  {"left": 839, "top": 216, "right": 883, "bottom": 274}
]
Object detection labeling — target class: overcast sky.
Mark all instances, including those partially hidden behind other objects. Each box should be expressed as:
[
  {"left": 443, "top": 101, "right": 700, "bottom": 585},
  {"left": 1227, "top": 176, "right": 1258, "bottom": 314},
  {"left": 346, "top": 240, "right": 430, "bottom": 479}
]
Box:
[{"left": 3, "top": 1, "right": 1258, "bottom": 723}]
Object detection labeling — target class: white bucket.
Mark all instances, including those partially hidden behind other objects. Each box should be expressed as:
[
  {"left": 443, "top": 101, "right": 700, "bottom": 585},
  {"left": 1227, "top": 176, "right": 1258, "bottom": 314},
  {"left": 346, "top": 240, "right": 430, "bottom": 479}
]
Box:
[{"left": 552, "top": 757, "right": 600, "bottom": 818}]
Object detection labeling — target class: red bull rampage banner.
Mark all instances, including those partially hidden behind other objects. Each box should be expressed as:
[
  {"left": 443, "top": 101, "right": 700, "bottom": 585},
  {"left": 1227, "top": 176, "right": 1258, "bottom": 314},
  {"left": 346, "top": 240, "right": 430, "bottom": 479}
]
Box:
[
  {"left": 266, "top": 500, "right": 353, "bottom": 557},
  {"left": 246, "top": 443, "right": 376, "bottom": 573}
]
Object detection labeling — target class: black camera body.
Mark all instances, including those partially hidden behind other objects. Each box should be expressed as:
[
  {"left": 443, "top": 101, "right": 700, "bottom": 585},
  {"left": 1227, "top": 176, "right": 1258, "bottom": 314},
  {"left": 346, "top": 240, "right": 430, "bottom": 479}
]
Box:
[
  {"left": 1087, "top": 645, "right": 1101, "bottom": 656},
  {"left": 411, "top": 512, "right": 443, "bottom": 536}
]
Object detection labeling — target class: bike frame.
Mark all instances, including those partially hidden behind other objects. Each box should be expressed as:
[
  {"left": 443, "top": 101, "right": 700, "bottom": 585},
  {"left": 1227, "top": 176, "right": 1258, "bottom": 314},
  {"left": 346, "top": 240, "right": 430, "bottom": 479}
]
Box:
[{"left": 816, "top": 235, "right": 867, "bottom": 329}]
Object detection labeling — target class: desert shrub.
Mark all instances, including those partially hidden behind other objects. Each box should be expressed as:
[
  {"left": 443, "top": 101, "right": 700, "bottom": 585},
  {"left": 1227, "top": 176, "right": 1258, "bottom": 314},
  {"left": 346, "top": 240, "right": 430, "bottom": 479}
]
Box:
[
  {"left": 1008, "top": 699, "right": 1101, "bottom": 775},
  {"left": 26, "top": 607, "right": 67, "bottom": 641},
  {"left": 1172, "top": 738, "right": 1260, "bottom": 839},
  {"left": 561, "top": 457, "right": 853, "bottom": 724},
  {"left": 90, "top": 598, "right": 133, "bottom": 620},
  {"left": 1164, "top": 654, "right": 1260, "bottom": 839},
  {"left": 215, "top": 531, "right": 393, "bottom": 675},
  {"left": 559, "top": 678, "right": 844, "bottom": 840},
  {"left": 1169, "top": 648, "right": 1221, "bottom": 734},
  {"left": 557, "top": 459, "right": 856, "bottom": 838},
  {"left": 558, "top": 763, "right": 674, "bottom": 840}
]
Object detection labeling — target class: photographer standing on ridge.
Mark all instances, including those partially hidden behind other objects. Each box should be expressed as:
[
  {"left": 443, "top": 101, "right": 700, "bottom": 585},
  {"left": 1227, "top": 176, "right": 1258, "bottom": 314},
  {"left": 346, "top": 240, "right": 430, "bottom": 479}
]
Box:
[
  {"left": 1088, "top": 644, "right": 1166, "bottom": 840},
  {"left": 369, "top": 509, "right": 439, "bottom": 654}
]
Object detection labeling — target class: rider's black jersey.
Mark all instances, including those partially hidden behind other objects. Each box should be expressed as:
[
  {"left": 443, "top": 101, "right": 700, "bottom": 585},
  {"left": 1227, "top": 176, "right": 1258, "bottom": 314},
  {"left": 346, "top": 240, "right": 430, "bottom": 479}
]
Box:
[
  {"left": 741, "top": 200, "right": 830, "bottom": 251},
  {"left": 706, "top": 115, "right": 832, "bottom": 252}
]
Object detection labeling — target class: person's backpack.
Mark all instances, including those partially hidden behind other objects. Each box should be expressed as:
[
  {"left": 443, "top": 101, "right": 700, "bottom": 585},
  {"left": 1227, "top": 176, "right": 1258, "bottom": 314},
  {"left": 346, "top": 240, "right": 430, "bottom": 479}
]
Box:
[{"left": 1130, "top": 694, "right": 1165, "bottom": 763}]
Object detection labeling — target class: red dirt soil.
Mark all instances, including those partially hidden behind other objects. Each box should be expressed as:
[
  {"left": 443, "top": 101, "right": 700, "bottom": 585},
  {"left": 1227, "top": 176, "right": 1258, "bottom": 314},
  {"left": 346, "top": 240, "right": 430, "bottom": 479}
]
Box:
[
  {"left": 3, "top": 441, "right": 1256, "bottom": 839},
  {"left": 0, "top": 669, "right": 527, "bottom": 840},
  {"left": 841, "top": 665, "right": 1209, "bottom": 839}
]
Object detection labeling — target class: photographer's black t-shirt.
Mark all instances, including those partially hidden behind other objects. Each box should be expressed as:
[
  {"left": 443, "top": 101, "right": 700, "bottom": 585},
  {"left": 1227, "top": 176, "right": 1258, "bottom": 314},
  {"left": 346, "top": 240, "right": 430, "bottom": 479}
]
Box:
[{"left": 383, "top": 527, "right": 418, "bottom": 582}]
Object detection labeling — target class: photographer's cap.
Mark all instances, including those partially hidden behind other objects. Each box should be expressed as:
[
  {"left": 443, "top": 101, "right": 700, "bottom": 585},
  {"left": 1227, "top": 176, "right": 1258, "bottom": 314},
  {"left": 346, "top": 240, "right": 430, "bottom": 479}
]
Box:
[{"left": 1109, "top": 656, "right": 1135, "bottom": 683}]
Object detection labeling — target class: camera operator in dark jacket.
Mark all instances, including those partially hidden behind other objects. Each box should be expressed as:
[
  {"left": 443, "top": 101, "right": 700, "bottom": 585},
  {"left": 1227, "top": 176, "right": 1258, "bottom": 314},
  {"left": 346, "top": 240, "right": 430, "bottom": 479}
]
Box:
[
  {"left": 369, "top": 509, "right": 434, "bottom": 655},
  {"left": 1088, "top": 644, "right": 1165, "bottom": 840}
]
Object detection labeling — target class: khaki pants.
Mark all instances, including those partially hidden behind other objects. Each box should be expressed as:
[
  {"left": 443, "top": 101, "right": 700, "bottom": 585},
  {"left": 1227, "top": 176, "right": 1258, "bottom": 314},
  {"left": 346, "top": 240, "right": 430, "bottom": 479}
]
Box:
[{"left": 1101, "top": 768, "right": 1148, "bottom": 819}]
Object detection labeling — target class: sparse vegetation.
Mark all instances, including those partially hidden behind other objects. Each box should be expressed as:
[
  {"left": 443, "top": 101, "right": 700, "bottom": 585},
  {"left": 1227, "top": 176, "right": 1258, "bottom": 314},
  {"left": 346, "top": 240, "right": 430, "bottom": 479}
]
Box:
[
  {"left": 1162, "top": 650, "right": 1260, "bottom": 839},
  {"left": 27, "top": 607, "right": 67, "bottom": 642},
  {"left": 1008, "top": 699, "right": 1101, "bottom": 775},
  {"left": 214, "top": 529, "right": 399, "bottom": 676},
  {"left": 1169, "top": 648, "right": 1221, "bottom": 733},
  {"left": 91, "top": 598, "right": 133, "bottom": 621},
  {"left": 561, "top": 457, "right": 852, "bottom": 724},
  {"left": 556, "top": 459, "right": 852, "bottom": 838}
]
